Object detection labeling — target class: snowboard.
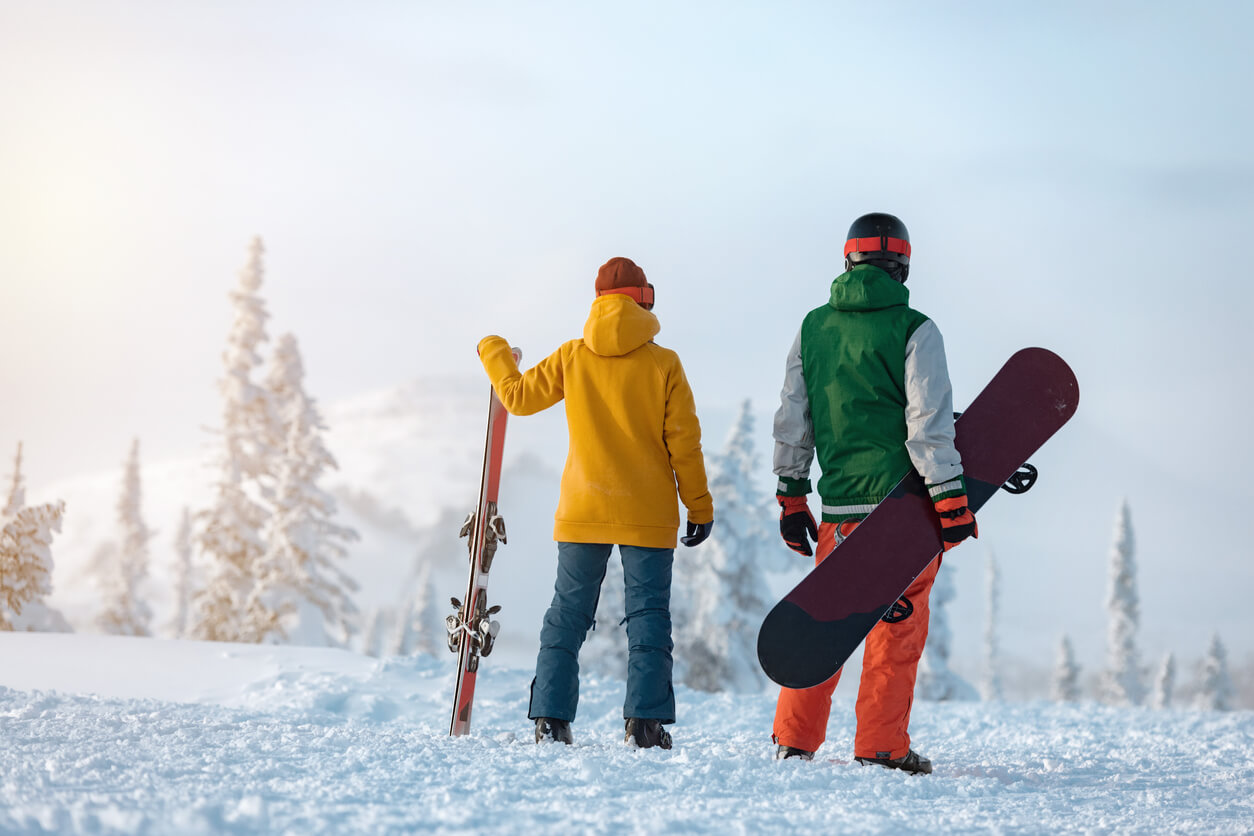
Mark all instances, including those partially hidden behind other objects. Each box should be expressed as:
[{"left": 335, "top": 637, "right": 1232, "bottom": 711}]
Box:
[
  {"left": 447, "top": 348, "right": 520, "bottom": 736},
  {"left": 757, "top": 347, "right": 1079, "bottom": 690}
]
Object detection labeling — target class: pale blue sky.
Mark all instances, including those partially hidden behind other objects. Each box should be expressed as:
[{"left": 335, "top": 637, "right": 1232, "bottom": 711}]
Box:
[{"left": 3, "top": 1, "right": 1252, "bottom": 664}]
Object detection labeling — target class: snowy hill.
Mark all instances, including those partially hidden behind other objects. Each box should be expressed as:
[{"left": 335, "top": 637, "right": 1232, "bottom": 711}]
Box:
[{"left": 1, "top": 632, "right": 1252, "bottom": 834}]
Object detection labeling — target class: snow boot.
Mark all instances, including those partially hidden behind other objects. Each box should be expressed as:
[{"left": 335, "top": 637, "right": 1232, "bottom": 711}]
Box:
[
  {"left": 855, "top": 749, "right": 932, "bottom": 775},
  {"left": 534, "top": 718, "right": 573, "bottom": 745},
  {"left": 775, "top": 745, "right": 814, "bottom": 761},
  {"left": 624, "top": 718, "right": 672, "bottom": 750}
]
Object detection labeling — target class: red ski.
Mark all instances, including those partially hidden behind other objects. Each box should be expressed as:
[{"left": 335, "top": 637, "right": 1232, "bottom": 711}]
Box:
[{"left": 447, "top": 348, "right": 519, "bottom": 736}]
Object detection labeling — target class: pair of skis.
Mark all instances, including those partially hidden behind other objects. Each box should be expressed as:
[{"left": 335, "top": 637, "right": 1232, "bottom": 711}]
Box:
[{"left": 447, "top": 349, "right": 519, "bottom": 737}]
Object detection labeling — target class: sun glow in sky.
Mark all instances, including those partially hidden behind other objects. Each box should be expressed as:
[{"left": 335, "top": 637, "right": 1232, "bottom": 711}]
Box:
[{"left": 2, "top": 0, "right": 1253, "bottom": 663}]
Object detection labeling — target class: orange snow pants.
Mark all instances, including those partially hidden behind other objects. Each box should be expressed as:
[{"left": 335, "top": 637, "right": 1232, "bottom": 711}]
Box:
[{"left": 772, "top": 519, "right": 940, "bottom": 760}]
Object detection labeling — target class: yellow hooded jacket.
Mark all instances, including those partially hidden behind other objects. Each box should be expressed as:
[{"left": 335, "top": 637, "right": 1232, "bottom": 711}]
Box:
[{"left": 478, "top": 294, "right": 713, "bottom": 549}]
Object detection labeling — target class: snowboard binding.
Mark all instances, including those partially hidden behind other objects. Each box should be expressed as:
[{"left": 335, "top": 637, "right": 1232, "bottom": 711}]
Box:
[{"left": 1001, "top": 463, "right": 1038, "bottom": 494}]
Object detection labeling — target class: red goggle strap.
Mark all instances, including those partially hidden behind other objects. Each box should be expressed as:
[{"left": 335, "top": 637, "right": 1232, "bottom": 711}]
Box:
[
  {"left": 597, "top": 284, "right": 655, "bottom": 307},
  {"left": 843, "top": 236, "right": 911, "bottom": 258}
]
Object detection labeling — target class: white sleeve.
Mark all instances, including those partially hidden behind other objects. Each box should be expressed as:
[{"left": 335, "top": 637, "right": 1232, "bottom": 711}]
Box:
[
  {"left": 772, "top": 327, "right": 815, "bottom": 487},
  {"left": 903, "top": 320, "right": 964, "bottom": 486}
]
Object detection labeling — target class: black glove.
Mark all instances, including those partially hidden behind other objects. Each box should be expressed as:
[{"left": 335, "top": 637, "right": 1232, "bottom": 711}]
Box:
[
  {"left": 778, "top": 495, "right": 818, "bottom": 556},
  {"left": 681, "top": 520, "right": 713, "bottom": 547}
]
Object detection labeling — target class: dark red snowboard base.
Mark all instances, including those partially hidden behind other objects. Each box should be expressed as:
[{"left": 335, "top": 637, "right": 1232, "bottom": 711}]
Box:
[{"left": 757, "top": 347, "right": 1079, "bottom": 689}]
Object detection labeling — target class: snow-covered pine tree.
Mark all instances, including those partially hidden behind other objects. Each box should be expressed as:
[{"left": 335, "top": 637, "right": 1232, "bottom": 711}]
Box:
[
  {"left": 674, "top": 399, "right": 773, "bottom": 692},
  {"left": 390, "top": 598, "right": 417, "bottom": 657},
  {"left": 4, "top": 442, "right": 25, "bottom": 516},
  {"left": 249, "top": 333, "right": 359, "bottom": 646},
  {"left": 1101, "top": 499, "right": 1144, "bottom": 706},
  {"left": 981, "top": 551, "right": 1003, "bottom": 701},
  {"left": 191, "top": 237, "right": 280, "bottom": 643},
  {"left": 917, "top": 561, "right": 978, "bottom": 700},
  {"left": 361, "top": 608, "right": 390, "bottom": 658},
  {"left": 96, "top": 440, "right": 154, "bottom": 636},
  {"left": 192, "top": 474, "right": 268, "bottom": 642},
  {"left": 166, "top": 508, "right": 194, "bottom": 638},
  {"left": 1, "top": 446, "right": 71, "bottom": 632},
  {"left": 217, "top": 236, "right": 280, "bottom": 483},
  {"left": 1051, "top": 634, "right": 1081, "bottom": 702},
  {"left": 1, "top": 499, "right": 67, "bottom": 631},
  {"left": 1151, "top": 652, "right": 1176, "bottom": 709},
  {"left": 1195, "top": 633, "right": 1234, "bottom": 711},
  {"left": 392, "top": 559, "right": 443, "bottom": 656}
]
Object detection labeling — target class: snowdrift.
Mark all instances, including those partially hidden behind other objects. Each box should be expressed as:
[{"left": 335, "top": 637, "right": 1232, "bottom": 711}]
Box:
[{"left": 1, "top": 632, "right": 1252, "bottom": 834}]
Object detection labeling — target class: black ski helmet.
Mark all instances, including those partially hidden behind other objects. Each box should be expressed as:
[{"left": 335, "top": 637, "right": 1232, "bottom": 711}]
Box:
[{"left": 844, "top": 212, "right": 911, "bottom": 282}]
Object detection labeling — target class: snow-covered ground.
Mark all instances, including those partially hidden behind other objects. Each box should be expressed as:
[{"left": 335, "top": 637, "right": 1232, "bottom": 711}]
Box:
[{"left": 2, "top": 633, "right": 1251, "bottom": 834}]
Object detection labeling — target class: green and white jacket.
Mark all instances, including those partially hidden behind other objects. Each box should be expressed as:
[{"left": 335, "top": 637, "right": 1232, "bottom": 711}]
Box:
[{"left": 773, "top": 265, "right": 964, "bottom": 522}]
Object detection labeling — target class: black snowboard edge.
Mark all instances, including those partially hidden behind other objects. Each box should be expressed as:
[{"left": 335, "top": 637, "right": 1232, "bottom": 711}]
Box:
[{"left": 757, "top": 601, "right": 887, "bottom": 690}]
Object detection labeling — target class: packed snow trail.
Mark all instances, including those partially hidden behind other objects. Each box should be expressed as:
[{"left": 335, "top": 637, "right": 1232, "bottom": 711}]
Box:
[{"left": 1, "top": 634, "right": 1252, "bottom": 834}]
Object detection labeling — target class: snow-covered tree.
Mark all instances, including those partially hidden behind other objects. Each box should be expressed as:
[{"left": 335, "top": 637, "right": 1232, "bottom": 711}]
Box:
[
  {"left": 1101, "top": 499, "right": 1144, "bottom": 706},
  {"left": 1195, "top": 634, "right": 1234, "bottom": 711},
  {"left": 4, "top": 442, "right": 25, "bottom": 516},
  {"left": 361, "top": 608, "right": 391, "bottom": 658},
  {"left": 674, "top": 400, "right": 774, "bottom": 692},
  {"left": 390, "top": 598, "right": 418, "bottom": 657},
  {"left": 166, "top": 508, "right": 194, "bottom": 638},
  {"left": 1051, "top": 634, "right": 1081, "bottom": 702},
  {"left": 191, "top": 237, "right": 280, "bottom": 643},
  {"left": 215, "top": 236, "right": 280, "bottom": 483},
  {"left": 980, "top": 551, "right": 1003, "bottom": 701},
  {"left": 1151, "top": 652, "right": 1176, "bottom": 709},
  {"left": 1, "top": 500, "right": 67, "bottom": 631},
  {"left": 191, "top": 474, "right": 269, "bottom": 642},
  {"left": 917, "top": 561, "right": 978, "bottom": 700},
  {"left": 392, "top": 560, "right": 443, "bottom": 656},
  {"left": 96, "top": 440, "right": 153, "bottom": 636},
  {"left": 1, "top": 446, "right": 70, "bottom": 632},
  {"left": 248, "top": 333, "right": 359, "bottom": 646}
]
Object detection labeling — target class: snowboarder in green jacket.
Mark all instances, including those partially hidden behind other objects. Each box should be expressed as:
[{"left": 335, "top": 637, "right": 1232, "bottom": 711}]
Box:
[{"left": 771, "top": 212, "right": 978, "bottom": 774}]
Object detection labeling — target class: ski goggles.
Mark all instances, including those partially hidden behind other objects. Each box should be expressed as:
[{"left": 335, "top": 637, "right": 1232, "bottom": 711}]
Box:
[
  {"left": 596, "top": 283, "right": 654, "bottom": 309},
  {"left": 844, "top": 235, "right": 911, "bottom": 259}
]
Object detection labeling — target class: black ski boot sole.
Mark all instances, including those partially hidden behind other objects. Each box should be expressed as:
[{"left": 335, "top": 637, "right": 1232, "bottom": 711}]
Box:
[
  {"left": 855, "top": 750, "right": 932, "bottom": 775},
  {"left": 776, "top": 745, "right": 814, "bottom": 761}
]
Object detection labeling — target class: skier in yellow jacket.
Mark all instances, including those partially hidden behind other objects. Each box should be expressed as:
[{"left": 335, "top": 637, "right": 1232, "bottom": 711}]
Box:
[{"left": 478, "top": 256, "right": 713, "bottom": 749}]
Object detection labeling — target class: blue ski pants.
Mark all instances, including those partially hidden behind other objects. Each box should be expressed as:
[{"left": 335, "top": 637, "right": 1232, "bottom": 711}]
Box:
[{"left": 528, "top": 541, "right": 675, "bottom": 724}]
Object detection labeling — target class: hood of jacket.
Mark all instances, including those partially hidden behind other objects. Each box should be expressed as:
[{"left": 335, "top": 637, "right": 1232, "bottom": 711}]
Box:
[
  {"left": 829, "top": 264, "right": 911, "bottom": 312},
  {"left": 582, "top": 293, "right": 660, "bottom": 357}
]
